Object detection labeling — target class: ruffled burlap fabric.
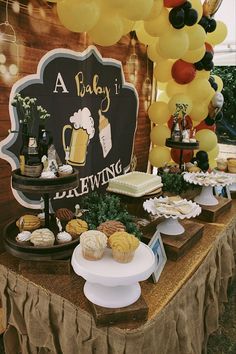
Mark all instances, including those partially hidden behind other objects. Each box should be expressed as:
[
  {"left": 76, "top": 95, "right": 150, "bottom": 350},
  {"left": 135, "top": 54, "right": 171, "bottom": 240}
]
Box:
[{"left": 0, "top": 202, "right": 236, "bottom": 354}]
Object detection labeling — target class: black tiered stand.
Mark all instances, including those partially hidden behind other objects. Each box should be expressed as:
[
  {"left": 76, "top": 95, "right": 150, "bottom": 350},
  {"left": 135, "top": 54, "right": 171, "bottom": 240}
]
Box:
[
  {"left": 12, "top": 169, "right": 79, "bottom": 227},
  {"left": 3, "top": 169, "right": 79, "bottom": 261},
  {"left": 166, "top": 138, "right": 199, "bottom": 169}
]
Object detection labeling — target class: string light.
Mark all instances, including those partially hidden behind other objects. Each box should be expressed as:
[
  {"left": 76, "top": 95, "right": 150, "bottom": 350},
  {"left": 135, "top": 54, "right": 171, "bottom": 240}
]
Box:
[
  {"left": 142, "top": 47, "right": 152, "bottom": 111},
  {"left": 0, "top": 0, "right": 19, "bottom": 81},
  {"left": 126, "top": 34, "right": 139, "bottom": 85}
]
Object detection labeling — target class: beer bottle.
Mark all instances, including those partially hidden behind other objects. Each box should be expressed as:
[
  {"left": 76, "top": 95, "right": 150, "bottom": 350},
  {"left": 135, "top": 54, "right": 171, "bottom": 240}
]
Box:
[
  {"left": 38, "top": 128, "right": 53, "bottom": 158},
  {"left": 24, "top": 137, "right": 43, "bottom": 177},
  {"left": 19, "top": 123, "right": 29, "bottom": 175}
]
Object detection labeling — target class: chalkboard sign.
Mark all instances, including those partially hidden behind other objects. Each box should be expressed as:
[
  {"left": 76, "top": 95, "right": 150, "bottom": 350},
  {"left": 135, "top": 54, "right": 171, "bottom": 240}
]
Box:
[{"left": 0, "top": 46, "right": 138, "bottom": 211}]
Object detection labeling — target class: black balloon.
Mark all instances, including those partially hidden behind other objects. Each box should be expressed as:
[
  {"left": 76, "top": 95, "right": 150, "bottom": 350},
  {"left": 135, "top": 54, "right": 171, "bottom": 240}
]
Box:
[
  {"left": 204, "top": 116, "right": 215, "bottom": 126},
  {"left": 182, "top": 1, "right": 192, "bottom": 10},
  {"left": 198, "top": 16, "right": 209, "bottom": 31},
  {"left": 185, "top": 8, "right": 198, "bottom": 26},
  {"left": 169, "top": 8, "right": 185, "bottom": 29},
  {"left": 196, "top": 150, "right": 209, "bottom": 162},
  {"left": 207, "top": 19, "right": 217, "bottom": 33},
  {"left": 202, "top": 51, "right": 214, "bottom": 64},
  {"left": 211, "top": 82, "right": 218, "bottom": 91},
  {"left": 194, "top": 61, "right": 204, "bottom": 70},
  {"left": 204, "top": 61, "right": 214, "bottom": 71}
]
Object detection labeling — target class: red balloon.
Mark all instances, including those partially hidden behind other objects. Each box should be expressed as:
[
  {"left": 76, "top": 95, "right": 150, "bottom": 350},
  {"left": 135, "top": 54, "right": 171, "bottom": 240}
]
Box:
[
  {"left": 171, "top": 59, "right": 196, "bottom": 84},
  {"left": 168, "top": 115, "right": 193, "bottom": 130},
  {"left": 195, "top": 120, "right": 216, "bottom": 132},
  {"left": 164, "top": 0, "right": 186, "bottom": 7},
  {"left": 205, "top": 42, "right": 214, "bottom": 54},
  {"left": 171, "top": 148, "right": 193, "bottom": 164}
]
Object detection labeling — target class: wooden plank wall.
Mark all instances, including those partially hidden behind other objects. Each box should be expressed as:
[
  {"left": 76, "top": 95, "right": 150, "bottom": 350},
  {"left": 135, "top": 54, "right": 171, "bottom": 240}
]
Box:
[{"left": 0, "top": 1, "right": 152, "bottom": 249}]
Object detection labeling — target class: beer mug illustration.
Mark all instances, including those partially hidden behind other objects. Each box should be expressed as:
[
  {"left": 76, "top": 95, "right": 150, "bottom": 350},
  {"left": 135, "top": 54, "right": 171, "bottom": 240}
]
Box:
[{"left": 62, "top": 108, "right": 95, "bottom": 166}]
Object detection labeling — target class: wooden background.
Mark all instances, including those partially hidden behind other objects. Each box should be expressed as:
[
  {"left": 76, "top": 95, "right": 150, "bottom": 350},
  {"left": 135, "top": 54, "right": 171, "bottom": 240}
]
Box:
[{"left": 0, "top": 0, "right": 153, "bottom": 250}]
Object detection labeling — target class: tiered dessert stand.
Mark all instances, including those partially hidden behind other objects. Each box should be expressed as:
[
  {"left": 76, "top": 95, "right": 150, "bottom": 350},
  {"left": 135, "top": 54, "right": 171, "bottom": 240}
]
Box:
[
  {"left": 143, "top": 196, "right": 201, "bottom": 236},
  {"left": 3, "top": 169, "right": 79, "bottom": 260},
  {"left": 183, "top": 172, "right": 233, "bottom": 206},
  {"left": 165, "top": 138, "right": 199, "bottom": 169},
  {"left": 71, "top": 243, "right": 155, "bottom": 308}
]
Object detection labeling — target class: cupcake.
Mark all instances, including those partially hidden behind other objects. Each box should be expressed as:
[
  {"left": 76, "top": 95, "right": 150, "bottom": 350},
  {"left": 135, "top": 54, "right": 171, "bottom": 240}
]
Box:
[
  {"left": 40, "top": 171, "right": 56, "bottom": 179},
  {"left": 16, "top": 215, "right": 41, "bottom": 232},
  {"left": 56, "top": 231, "right": 72, "bottom": 244},
  {"left": 30, "top": 228, "right": 55, "bottom": 247},
  {"left": 15, "top": 231, "right": 31, "bottom": 243},
  {"left": 80, "top": 230, "right": 107, "bottom": 260},
  {"left": 109, "top": 232, "right": 140, "bottom": 263},
  {"left": 97, "top": 220, "right": 126, "bottom": 247},
  {"left": 55, "top": 208, "right": 74, "bottom": 229},
  {"left": 58, "top": 164, "right": 73, "bottom": 177},
  {"left": 37, "top": 212, "right": 45, "bottom": 227},
  {"left": 65, "top": 219, "right": 88, "bottom": 239}
]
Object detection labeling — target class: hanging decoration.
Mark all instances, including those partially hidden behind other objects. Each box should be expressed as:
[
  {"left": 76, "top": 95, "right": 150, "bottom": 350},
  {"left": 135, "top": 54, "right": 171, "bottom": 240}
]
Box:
[
  {"left": 126, "top": 35, "right": 139, "bottom": 85},
  {"left": 0, "top": 0, "right": 19, "bottom": 81}
]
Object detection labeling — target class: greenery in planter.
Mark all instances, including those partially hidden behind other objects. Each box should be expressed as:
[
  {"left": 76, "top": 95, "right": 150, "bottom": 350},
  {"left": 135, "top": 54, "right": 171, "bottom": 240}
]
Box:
[
  {"left": 160, "top": 172, "right": 193, "bottom": 195},
  {"left": 212, "top": 66, "right": 236, "bottom": 144},
  {"left": 79, "top": 192, "right": 142, "bottom": 239}
]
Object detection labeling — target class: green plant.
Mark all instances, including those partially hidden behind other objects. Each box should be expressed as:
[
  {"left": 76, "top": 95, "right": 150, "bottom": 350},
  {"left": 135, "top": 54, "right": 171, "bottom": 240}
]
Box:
[
  {"left": 79, "top": 192, "right": 142, "bottom": 239},
  {"left": 11, "top": 93, "right": 50, "bottom": 136},
  {"left": 161, "top": 172, "right": 192, "bottom": 195}
]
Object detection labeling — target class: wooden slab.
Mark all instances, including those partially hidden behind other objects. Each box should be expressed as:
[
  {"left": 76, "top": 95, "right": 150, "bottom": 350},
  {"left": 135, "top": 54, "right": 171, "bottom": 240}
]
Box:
[
  {"left": 161, "top": 220, "right": 204, "bottom": 261},
  {"left": 196, "top": 197, "right": 232, "bottom": 222},
  {"left": 19, "top": 259, "right": 71, "bottom": 275},
  {"left": 90, "top": 295, "right": 148, "bottom": 326}
]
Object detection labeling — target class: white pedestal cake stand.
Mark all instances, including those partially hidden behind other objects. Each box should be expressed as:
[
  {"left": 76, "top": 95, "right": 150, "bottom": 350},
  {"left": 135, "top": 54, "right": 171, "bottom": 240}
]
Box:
[
  {"left": 143, "top": 197, "right": 201, "bottom": 236},
  {"left": 71, "top": 243, "right": 155, "bottom": 308},
  {"left": 183, "top": 172, "right": 233, "bottom": 206}
]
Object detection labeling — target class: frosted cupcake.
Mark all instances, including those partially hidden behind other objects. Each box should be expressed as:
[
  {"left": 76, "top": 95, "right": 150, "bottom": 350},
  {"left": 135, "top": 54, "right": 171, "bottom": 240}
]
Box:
[
  {"left": 56, "top": 231, "right": 72, "bottom": 244},
  {"left": 97, "top": 220, "right": 126, "bottom": 247},
  {"left": 109, "top": 231, "right": 140, "bottom": 263},
  {"left": 65, "top": 219, "right": 88, "bottom": 239},
  {"left": 30, "top": 228, "right": 55, "bottom": 247},
  {"left": 80, "top": 230, "right": 107, "bottom": 260},
  {"left": 58, "top": 164, "right": 73, "bottom": 177}
]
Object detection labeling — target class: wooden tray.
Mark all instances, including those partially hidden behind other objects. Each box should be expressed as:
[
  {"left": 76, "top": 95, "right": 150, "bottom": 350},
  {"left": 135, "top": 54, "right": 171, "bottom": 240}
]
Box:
[
  {"left": 166, "top": 138, "right": 199, "bottom": 150},
  {"left": 3, "top": 219, "right": 80, "bottom": 261}
]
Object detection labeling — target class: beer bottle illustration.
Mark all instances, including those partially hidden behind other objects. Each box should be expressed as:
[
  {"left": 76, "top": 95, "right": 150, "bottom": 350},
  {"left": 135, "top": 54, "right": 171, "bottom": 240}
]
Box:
[{"left": 98, "top": 109, "right": 112, "bottom": 158}]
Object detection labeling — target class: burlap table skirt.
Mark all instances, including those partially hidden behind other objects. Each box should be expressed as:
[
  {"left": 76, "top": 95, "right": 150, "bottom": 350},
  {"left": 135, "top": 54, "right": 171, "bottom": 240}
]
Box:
[{"left": 0, "top": 207, "right": 235, "bottom": 354}]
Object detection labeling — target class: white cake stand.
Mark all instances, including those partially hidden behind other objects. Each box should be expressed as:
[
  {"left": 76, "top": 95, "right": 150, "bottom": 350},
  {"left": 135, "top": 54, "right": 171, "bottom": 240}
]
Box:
[
  {"left": 71, "top": 243, "right": 155, "bottom": 308},
  {"left": 143, "top": 197, "right": 201, "bottom": 236},
  {"left": 183, "top": 172, "right": 233, "bottom": 206}
]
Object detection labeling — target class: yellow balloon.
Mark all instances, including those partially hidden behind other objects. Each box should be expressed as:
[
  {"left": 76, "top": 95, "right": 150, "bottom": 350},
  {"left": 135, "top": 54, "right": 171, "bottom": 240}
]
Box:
[
  {"left": 158, "top": 81, "right": 167, "bottom": 90},
  {"left": 149, "top": 146, "right": 171, "bottom": 167},
  {"left": 166, "top": 79, "right": 187, "bottom": 97},
  {"left": 145, "top": 0, "right": 163, "bottom": 21},
  {"left": 88, "top": 14, "right": 123, "bottom": 46},
  {"left": 122, "top": 0, "right": 154, "bottom": 21},
  {"left": 144, "top": 8, "right": 171, "bottom": 37},
  {"left": 150, "top": 125, "right": 170, "bottom": 146},
  {"left": 192, "top": 120, "right": 200, "bottom": 127},
  {"left": 181, "top": 45, "right": 205, "bottom": 63},
  {"left": 206, "top": 21, "right": 228, "bottom": 46},
  {"left": 195, "top": 129, "right": 217, "bottom": 152},
  {"left": 158, "top": 90, "right": 170, "bottom": 103},
  {"left": 168, "top": 93, "right": 193, "bottom": 115},
  {"left": 212, "top": 75, "right": 223, "bottom": 92},
  {"left": 188, "top": 78, "right": 212, "bottom": 102},
  {"left": 122, "top": 18, "right": 135, "bottom": 35},
  {"left": 135, "top": 21, "right": 156, "bottom": 45},
  {"left": 103, "top": 0, "right": 127, "bottom": 8},
  {"left": 189, "top": 0, "right": 203, "bottom": 21},
  {"left": 187, "top": 24, "right": 206, "bottom": 50},
  {"left": 209, "top": 158, "right": 217, "bottom": 169},
  {"left": 57, "top": 0, "right": 100, "bottom": 32},
  {"left": 195, "top": 70, "right": 210, "bottom": 80},
  {"left": 147, "top": 41, "right": 165, "bottom": 63},
  {"left": 154, "top": 60, "right": 173, "bottom": 83},
  {"left": 158, "top": 28, "right": 189, "bottom": 59},
  {"left": 207, "top": 144, "right": 219, "bottom": 160},
  {"left": 148, "top": 101, "right": 170, "bottom": 124},
  {"left": 190, "top": 102, "right": 209, "bottom": 122}
]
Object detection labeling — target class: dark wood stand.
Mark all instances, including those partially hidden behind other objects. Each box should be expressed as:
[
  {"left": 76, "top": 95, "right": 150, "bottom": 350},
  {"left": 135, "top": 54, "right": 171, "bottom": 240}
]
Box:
[
  {"left": 166, "top": 138, "right": 199, "bottom": 169},
  {"left": 196, "top": 197, "right": 232, "bottom": 222}
]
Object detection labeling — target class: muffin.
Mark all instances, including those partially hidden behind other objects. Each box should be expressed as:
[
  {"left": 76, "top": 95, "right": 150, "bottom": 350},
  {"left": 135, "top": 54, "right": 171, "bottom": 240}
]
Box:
[
  {"left": 55, "top": 208, "right": 74, "bottom": 229},
  {"left": 40, "top": 171, "right": 56, "bottom": 179},
  {"left": 109, "top": 231, "right": 140, "bottom": 263},
  {"left": 65, "top": 219, "right": 88, "bottom": 239},
  {"left": 56, "top": 231, "right": 72, "bottom": 244},
  {"left": 58, "top": 164, "right": 73, "bottom": 177},
  {"left": 80, "top": 230, "right": 107, "bottom": 260},
  {"left": 97, "top": 220, "right": 126, "bottom": 247},
  {"left": 30, "top": 228, "right": 55, "bottom": 247},
  {"left": 16, "top": 215, "right": 41, "bottom": 232},
  {"left": 15, "top": 231, "right": 31, "bottom": 243}
]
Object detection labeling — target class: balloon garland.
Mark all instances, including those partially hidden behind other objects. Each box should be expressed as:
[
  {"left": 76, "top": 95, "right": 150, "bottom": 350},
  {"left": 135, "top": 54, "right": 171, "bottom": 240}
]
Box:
[{"left": 52, "top": 0, "right": 227, "bottom": 169}]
